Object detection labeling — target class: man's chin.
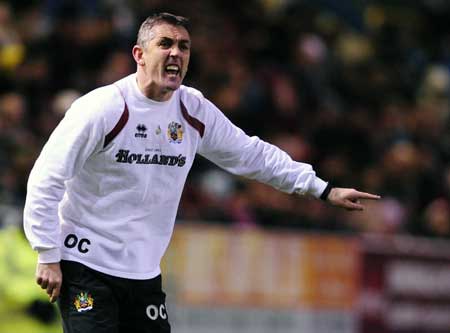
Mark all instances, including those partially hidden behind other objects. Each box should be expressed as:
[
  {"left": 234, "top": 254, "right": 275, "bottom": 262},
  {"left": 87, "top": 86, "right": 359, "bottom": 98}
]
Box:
[
  {"left": 165, "top": 76, "right": 183, "bottom": 90},
  {"left": 165, "top": 81, "right": 182, "bottom": 91}
]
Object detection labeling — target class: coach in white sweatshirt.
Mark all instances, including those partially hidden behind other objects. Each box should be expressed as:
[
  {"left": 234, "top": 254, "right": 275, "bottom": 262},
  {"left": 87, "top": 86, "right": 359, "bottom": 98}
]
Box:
[{"left": 23, "top": 12, "right": 379, "bottom": 333}]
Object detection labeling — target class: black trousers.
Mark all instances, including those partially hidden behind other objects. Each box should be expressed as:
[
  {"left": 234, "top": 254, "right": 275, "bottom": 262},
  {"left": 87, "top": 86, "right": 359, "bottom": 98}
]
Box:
[{"left": 58, "top": 260, "right": 171, "bottom": 333}]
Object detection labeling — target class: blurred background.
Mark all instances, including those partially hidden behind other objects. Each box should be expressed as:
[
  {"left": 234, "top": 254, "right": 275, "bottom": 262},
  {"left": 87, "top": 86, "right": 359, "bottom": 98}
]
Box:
[{"left": 1, "top": 0, "right": 449, "bottom": 332}]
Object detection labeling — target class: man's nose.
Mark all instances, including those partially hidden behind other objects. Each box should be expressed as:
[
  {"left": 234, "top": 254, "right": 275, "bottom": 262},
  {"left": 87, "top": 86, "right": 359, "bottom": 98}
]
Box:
[{"left": 169, "top": 45, "right": 181, "bottom": 57}]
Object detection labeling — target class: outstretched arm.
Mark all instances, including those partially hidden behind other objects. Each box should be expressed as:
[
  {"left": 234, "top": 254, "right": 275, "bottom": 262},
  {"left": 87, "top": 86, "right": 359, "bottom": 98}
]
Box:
[{"left": 194, "top": 96, "right": 380, "bottom": 207}]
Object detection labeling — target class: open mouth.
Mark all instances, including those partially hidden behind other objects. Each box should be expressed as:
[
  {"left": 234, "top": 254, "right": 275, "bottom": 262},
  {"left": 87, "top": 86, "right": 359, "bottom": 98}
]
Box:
[{"left": 165, "top": 64, "right": 180, "bottom": 77}]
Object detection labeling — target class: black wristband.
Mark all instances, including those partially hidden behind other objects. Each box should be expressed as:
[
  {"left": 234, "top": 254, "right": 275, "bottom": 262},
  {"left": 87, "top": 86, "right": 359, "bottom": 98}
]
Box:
[{"left": 320, "top": 182, "right": 333, "bottom": 201}]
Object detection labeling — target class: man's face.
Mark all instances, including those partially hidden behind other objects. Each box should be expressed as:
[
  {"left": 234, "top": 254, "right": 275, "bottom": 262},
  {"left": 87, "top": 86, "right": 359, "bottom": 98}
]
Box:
[{"left": 141, "top": 23, "right": 191, "bottom": 94}]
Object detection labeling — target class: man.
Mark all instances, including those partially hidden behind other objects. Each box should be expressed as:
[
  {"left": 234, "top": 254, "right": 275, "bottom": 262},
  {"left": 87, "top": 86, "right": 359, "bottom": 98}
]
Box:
[{"left": 23, "top": 13, "right": 380, "bottom": 333}]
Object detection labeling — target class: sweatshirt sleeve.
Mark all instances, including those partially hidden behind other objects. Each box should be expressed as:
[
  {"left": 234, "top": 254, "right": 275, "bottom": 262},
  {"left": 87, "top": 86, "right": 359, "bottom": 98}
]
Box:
[
  {"left": 197, "top": 98, "right": 327, "bottom": 197},
  {"left": 23, "top": 97, "right": 106, "bottom": 263}
]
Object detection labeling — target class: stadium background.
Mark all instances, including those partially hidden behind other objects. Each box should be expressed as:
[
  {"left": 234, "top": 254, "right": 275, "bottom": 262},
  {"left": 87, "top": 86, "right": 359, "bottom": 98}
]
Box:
[{"left": 0, "top": 0, "right": 449, "bottom": 332}]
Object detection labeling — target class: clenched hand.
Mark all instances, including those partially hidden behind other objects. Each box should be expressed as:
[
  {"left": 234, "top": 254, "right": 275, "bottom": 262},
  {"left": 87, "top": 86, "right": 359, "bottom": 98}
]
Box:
[{"left": 36, "top": 262, "right": 62, "bottom": 303}]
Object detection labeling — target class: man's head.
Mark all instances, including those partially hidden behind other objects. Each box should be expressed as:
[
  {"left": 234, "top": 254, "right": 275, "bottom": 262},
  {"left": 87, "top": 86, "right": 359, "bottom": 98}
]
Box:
[{"left": 133, "top": 13, "right": 191, "bottom": 101}]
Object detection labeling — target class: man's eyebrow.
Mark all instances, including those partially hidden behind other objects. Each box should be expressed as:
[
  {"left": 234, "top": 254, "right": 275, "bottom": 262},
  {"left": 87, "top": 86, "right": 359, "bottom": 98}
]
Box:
[{"left": 158, "top": 36, "right": 190, "bottom": 44}]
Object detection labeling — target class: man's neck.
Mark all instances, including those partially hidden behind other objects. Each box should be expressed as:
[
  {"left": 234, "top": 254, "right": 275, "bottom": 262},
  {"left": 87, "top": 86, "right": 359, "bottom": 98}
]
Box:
[{"left": 135, "top": 72, "right": 173, "bottom": 102}]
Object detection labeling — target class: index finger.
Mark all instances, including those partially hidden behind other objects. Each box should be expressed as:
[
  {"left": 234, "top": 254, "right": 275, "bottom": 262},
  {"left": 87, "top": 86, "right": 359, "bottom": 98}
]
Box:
[
  {"left": 355, "top": 191, "right": 381, "bottom": 200},
  {"left": 50, "top": 285, "right": 61, "bottom": 303}
]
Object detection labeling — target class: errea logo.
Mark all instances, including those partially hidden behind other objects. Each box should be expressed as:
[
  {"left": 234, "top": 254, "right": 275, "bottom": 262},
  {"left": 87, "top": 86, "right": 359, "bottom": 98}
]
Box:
[{"left": 135, "top": 124, "right": 147, "bottom": 138}]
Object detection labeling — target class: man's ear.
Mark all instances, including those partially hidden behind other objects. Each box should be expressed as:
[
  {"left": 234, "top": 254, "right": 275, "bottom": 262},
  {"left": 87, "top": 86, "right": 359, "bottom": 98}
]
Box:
[{"left": 132, "top": 45, "right": 145, "bottom": 66}]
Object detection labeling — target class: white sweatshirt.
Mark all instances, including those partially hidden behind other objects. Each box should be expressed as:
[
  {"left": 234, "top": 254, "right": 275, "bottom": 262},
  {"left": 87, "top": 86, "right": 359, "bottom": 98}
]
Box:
[{"left": 23, "top": 73, "right": 327, "bottom": 279}]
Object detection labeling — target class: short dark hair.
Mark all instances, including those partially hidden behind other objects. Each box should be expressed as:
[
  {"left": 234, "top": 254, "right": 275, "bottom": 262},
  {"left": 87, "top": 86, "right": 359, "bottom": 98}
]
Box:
[{"left": 137, "top": 13, "right": 190, "bottom": 47}]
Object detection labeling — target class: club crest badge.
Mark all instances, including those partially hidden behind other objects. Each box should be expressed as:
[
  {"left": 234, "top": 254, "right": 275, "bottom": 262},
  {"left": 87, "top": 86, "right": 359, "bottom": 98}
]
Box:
[
  {"left": 167, "top": 121, "right": 183, "bottom": 144},
  {"left": 74, "top": 292, "right": 94, "bottom": 312}
]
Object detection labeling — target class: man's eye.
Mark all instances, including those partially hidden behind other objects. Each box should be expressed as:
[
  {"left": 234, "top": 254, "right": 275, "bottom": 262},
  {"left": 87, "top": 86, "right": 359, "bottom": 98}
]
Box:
[
  {"left": 160, "top": 40, "right": 171, "bottom": 48},
  {"left": 180, "top": 44, "right": 190, "bottom": 51}
]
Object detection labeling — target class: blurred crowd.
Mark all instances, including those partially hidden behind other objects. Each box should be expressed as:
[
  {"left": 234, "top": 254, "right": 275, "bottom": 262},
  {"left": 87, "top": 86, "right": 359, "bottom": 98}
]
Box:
[{"left": 1, "top": 0, "right": 450, "bottom": 238}]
